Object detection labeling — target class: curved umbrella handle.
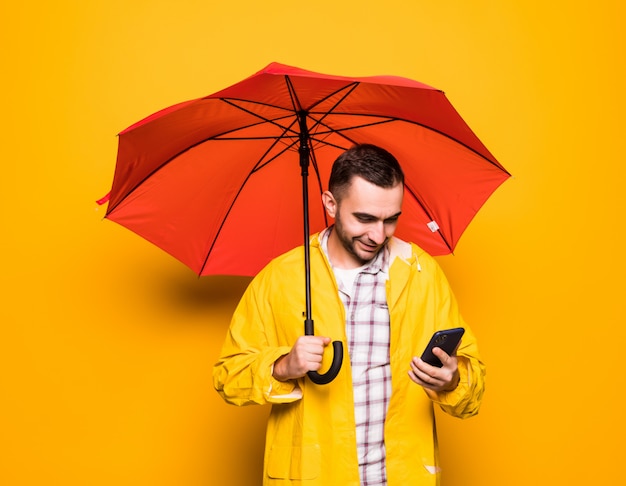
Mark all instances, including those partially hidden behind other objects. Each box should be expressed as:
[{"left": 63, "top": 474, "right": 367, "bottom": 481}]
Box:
[{"left": 307, "top": 340, "right": 343, "bottom": 385}]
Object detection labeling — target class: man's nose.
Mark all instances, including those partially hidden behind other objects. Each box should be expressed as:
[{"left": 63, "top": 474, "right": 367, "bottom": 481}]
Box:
[{"left": 368, "top": 222, "right": 386, "bottom": 244}]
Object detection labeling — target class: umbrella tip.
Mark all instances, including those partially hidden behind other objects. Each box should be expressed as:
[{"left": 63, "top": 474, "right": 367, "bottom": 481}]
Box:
[{"left": 96, "top": 192, "right": 111, "bottom": 205}]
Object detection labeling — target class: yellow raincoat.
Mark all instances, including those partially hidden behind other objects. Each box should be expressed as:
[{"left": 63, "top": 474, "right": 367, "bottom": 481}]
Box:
[{"left": 213, "top": 232, "right": 485, "bottom": 485}]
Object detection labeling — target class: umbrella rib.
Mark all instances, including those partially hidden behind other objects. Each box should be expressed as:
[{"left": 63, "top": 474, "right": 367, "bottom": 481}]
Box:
[
  {"left": 305, "top": 116, "right": 393, "bottom": 151},
  {"left": 198, "top": 129, "right": 301, "bottom": 275},
  {"left": 306, "top": 83, "right": 360, "bottom": 131},
  {"left": 107, "top": 106, "right": 302, "bottom": 215},
  {"left": 219, "top": 98, "right": 300, "bottom": 139},
  {"left": 251, "top": 140, "right": 299, "bottom": 173},
  {"left": 284, "top": 75, "right": 304, "bottom": 113},
  {"left": 198, "top": 164, "right": 259, "bottom": 276},
  {"left": 309, "top": 112, "right": 506, "bottom": 171},
  {"left": 218, "top": 96, "right": 293, "bottom": 114},
  {"left": 403, "top": 183, "right": 454, "bottom": 253}
]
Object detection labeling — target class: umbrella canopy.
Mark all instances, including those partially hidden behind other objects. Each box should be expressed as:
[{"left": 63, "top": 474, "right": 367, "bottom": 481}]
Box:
[
  {"left": 103, "top": 62, "right": 509, "bottom": 278},
  {"left": 101, "top": 62, "right": 510, "bottom": 384}
]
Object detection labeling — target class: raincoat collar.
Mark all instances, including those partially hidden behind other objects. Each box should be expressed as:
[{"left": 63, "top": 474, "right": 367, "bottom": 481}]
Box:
[{"left": 312, "top": 230, "right": 420, "bottom": 313}]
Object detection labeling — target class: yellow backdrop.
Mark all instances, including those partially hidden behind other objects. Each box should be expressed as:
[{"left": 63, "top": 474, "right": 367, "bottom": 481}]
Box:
[{"left": 2, "top": 1, "right": 624, "bottom": 484}]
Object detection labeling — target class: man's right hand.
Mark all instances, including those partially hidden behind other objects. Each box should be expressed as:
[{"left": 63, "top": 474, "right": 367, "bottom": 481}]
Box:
[{"left": 272, "top": 336, "right": 332, "bottom": 381}]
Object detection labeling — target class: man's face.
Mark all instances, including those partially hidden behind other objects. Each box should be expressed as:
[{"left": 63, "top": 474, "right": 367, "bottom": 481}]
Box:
[{"left": 323, "top": 176, "right": 404, "bottom": 269}]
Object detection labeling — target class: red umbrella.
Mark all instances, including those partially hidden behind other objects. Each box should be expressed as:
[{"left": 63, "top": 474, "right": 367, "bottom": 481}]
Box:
[{"left": 100, "top": 62, "right": 510, "bottom": 383}]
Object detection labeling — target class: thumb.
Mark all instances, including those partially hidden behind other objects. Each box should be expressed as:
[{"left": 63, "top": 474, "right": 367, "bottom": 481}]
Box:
[{"left": 322, "top": 336, "right": 332, "bottom": 346}]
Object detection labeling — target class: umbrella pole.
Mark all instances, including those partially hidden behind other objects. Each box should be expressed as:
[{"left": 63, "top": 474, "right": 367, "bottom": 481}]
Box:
[
  {"left": 298, "top": 111, "right": 343, "bottom": 385},
  {"left": 297, "top": 111, "right": 315, "bottom": 334}
]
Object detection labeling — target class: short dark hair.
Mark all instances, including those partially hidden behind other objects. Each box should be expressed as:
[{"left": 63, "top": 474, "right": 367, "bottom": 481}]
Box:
[{"left": 328, "top": 144, "right": 404, "bottom": 200}]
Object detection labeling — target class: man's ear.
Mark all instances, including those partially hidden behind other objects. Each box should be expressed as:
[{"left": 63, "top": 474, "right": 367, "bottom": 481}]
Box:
[{"left": 322, "top": 191, "right": 337, "bottom": 218}]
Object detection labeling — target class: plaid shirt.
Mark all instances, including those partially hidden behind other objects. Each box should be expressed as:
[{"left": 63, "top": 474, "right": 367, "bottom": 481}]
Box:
[{"left": 322, "top": 230, "right": 391, "bottom": 486}]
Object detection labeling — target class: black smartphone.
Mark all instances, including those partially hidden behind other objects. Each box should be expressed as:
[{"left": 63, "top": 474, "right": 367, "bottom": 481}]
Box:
[{"left": 420, "top": 328, "right": 465, "bottom": 367}]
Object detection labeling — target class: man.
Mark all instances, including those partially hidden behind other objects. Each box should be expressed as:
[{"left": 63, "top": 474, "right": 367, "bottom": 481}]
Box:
[{"left": 213, "top": 144, "right": 485, "bottom": 485}]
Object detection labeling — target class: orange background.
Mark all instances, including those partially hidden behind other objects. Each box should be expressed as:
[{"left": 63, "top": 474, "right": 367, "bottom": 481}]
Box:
[{"left": 2, "top": 1, "right": 624, "bottom": 484}]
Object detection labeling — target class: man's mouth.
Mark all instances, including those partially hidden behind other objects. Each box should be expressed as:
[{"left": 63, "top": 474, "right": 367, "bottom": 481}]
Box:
[{"left": 357, "top": 240, "right": 380, "bottom": 252}]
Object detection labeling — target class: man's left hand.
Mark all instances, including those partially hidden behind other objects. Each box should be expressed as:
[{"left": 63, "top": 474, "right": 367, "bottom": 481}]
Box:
[{"left": 408, "top": 347, "right": 460, "bottom": 392}]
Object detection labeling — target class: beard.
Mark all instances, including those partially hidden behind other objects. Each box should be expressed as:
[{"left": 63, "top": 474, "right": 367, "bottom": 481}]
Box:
[{"left": 332, "top": 209, "right": 387, "bottom": 266}]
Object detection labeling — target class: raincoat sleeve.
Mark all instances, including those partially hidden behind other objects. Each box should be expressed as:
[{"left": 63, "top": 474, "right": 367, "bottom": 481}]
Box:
[
  {"left": 424, "top": 262, "right": 486, "bottom": 419},
  {"left": 213, "top": 264, "right": 303, "bottom": 406}
]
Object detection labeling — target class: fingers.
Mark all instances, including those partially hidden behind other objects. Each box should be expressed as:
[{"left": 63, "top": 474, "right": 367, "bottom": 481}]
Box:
[
  {"left": 408, "top": 354, "right": 459, "bottom": 392},
  {"left": 295, "top": 335, "right": 330, "bottom": 356},
  {"left": 320, "top": 336, "right": 332, "bottom": 346},
  {"left": 409, "top": 358, "right": 443, "bottom": 388},
  {"left": 304, "top": 336, "right": 333, "bottom": 365},
  {"left": 292, "top": 336, "right": 331, "bottom": 375},
  {"left": 273, "top": 336, "right": 331, "bottom": 381}
]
